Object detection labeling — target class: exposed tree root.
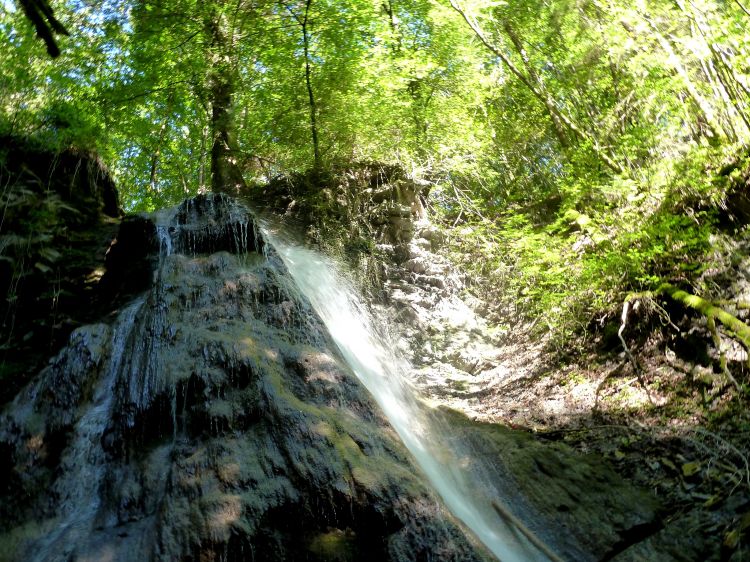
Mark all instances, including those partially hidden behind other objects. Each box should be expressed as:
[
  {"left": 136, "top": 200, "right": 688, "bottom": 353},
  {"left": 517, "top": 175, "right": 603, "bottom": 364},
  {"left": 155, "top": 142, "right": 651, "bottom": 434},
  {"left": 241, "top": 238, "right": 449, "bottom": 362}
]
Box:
[
  {"left": 621, "top": 283, "right": 750, "bottom": 391},
  {"left": 618, "top": 300, "right": 641, "bottom": 374},
  {"left": 618, "top": 300, "right": 655, "bottom": 403}
]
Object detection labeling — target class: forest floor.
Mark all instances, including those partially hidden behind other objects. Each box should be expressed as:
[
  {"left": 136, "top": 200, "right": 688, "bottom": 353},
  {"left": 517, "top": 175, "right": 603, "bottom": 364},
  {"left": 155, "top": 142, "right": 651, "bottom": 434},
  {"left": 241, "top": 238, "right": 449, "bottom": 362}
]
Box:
[
  {"left": 431, "top": 281, "right": 750, "bottom": 560},
  {"left": 475, "top": 329, "right": 750, "bottom": 559},
  {"left": 380, "top": 217, "right": 750, "bottom": 559}
]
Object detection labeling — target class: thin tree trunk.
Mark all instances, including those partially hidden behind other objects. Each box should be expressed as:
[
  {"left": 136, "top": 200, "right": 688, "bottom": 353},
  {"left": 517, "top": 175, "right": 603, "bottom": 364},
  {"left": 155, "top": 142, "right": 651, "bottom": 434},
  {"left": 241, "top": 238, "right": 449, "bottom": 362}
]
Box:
[
  {"left": 502, "top": 19, "right": 623, "bottom": 172},
  {"left": 383, "top": 0, "right": 401, "bottom": 53},
  {"left": 302, "top": 0, "right": 321, "bottom": 169},
  {"left": 499, "top": 20, "right": 572, "bottom": 149},
  {"left": 706, "top": 56, "right": 742, "bottom": 139},
  {"left": 679, "top": 0, "right": 750, "bottom": 137},
  {"left": 148, "top": 97, "right": 174, "bottom": 191},
  {"left": 734, "top": 0, "right": 750, "bottom": 18},
  {"left": 449, "top": 2, "right": 567, "bottom": 144},
  {"left": 714, "top": 49, "right": 750, "bottom": 133},
  {"left": 638, "top": 14, "right": 727, "bottom": 142},
  {"left": 697, "top": 52, "right": 738, "bottom": 141},
  {"left": 501, "top": 20, "right": 619, "bottom": 171},
  {"left": 449, "top": 0, "right": 623, "bottom": 173},
  {"left": 198, "top": 125, "right": 208, "bottom": 191}
]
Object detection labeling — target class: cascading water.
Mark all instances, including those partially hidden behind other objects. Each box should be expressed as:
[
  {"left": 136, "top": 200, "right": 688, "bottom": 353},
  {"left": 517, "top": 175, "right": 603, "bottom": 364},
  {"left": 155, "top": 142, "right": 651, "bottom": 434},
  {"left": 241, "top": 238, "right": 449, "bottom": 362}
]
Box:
[
  {"left": 0, "top": 191, "right": 664, "bottom": 561},
  {"left": 261, "top": 222, "right": 550, "bottom": 562},
  {"left": 26, "top": 297, "right": 145, "bottom": 561}
]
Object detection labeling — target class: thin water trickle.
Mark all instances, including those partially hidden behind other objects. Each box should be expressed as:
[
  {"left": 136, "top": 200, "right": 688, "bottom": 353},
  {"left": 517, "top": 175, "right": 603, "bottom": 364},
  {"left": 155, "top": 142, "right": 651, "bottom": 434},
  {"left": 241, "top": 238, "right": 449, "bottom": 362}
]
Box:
[
  {"left": 30, "top": 297, "right": 145, "bottom": 562},
  {"left": 261, "top": 222, "right": 546, "bottom": 562},
  {"left": 154, "top": 207, "right": 177, "bottom": 258}
]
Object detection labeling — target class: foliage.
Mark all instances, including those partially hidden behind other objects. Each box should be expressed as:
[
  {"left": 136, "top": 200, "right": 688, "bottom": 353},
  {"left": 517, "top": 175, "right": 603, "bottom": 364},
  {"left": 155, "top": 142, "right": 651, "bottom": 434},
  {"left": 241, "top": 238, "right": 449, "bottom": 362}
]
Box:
[
  {"left": 2, "top": 0, "right": 750, "bottom": 338},
  {"left": 1, "top": 0, "right": 490, "bottom": 211}
]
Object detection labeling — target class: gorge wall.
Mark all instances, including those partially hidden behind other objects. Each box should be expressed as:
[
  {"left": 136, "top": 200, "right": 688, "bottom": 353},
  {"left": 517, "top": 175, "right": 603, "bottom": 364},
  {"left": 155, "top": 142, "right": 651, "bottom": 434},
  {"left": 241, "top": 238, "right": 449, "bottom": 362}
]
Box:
[
  {"left": 0, "top": 192, "right": 493, "bottom": 561},
  {"left": 0, "top": 148, "right": 676, "bottom": 561}
]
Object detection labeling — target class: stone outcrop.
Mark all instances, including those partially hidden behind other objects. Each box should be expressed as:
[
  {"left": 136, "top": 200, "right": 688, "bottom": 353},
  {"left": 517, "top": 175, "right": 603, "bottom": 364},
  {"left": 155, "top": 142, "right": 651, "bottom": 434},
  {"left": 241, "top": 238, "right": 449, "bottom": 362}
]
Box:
[
  {"left": 0, "top": 136, "right": 121, "bottom": 404},
  {"left": 0, "top": 193, "right": 491, "bottom": 562},
  {"left": 248, "top": 164, "right": 507, "bottom": 396}
]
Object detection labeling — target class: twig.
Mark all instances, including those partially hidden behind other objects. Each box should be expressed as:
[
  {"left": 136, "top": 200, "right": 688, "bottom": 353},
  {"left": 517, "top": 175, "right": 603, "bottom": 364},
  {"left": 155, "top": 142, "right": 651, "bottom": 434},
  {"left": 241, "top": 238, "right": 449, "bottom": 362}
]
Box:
[
  {"left": 694, "top": 428, "right": 750, "bottom": 487},
  {"left": 491, "top": 501, "right": 565, "bottom": 562}
]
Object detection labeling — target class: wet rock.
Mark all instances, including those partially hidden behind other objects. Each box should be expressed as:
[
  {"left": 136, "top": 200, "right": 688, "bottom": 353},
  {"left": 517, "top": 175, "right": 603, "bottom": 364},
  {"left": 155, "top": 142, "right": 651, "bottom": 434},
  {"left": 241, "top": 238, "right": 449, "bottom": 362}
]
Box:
[
  {"left": 247, "top": 163, "right": 430, "bottom": 253},
  {"left": 0, "top": 195, "right": 491, "bottom": 562},
  {"left": 172, "top": 193, "right": 263, "bottom": 256},
  {"left": 378, "top": 229, "right": 499, "bottom": 384},
  {"left": 403, "top": 258, "right": 428, "bottom": 274},
  {"left": 101, "top": 215, "right": 159, "bottom": 301},
  {"left": 438, "top": 408, "right": 663, "bottom": 562}
]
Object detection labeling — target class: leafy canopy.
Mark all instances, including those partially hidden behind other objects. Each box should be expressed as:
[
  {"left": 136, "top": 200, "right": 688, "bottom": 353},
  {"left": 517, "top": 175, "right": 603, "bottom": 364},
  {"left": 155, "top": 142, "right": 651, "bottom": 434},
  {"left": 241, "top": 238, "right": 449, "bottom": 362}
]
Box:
[{"left": 3, "top": 0, "right": 750, "bottom": 333}]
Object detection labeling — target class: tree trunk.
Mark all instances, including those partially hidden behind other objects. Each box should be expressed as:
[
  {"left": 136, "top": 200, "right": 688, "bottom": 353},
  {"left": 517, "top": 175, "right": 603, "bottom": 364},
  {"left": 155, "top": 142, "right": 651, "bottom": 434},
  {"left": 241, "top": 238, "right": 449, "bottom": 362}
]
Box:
[
  {"left": 209, "top": 72, "right": 245, "bottom": 193},
  {"left": 656, "top": 283, "right": 750, "bottom": 349},
  {"left": 733, "top": 0, "right": 750, "bottom": 18},
  {"left": 205, "top": 8, "right": 246, "bottom": 194},
  {"left": 449, "top": 0, "right": 623, "bottom": 173},
  {"left": 302, "top": 0, "right": 321, "bottom": 169}
]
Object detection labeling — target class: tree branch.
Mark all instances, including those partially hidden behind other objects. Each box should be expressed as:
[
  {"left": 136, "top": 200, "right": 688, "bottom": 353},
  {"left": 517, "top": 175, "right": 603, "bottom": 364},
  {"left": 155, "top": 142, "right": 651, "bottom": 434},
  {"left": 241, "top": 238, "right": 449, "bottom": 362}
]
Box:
[{"left": 16, "top": 0, "right": 69, "bottom": 58}]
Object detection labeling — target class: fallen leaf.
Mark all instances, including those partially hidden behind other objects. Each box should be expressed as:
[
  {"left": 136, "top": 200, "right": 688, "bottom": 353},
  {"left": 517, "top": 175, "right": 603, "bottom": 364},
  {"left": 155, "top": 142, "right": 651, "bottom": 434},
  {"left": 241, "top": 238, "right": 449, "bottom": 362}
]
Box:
[
  {"left": 682, "top": 461, "right": 701, "bottom": 477},
  {"left": 724, "top": 529, "right": 740, "bottom": 549}
]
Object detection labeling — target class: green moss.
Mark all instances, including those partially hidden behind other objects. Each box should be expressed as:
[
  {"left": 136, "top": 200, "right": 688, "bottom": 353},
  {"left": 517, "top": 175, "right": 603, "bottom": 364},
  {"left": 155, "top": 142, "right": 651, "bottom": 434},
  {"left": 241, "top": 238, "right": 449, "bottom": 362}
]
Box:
[
  {"left": 307, "top": 528, "right": 357, "bottom": 562},
  {"left": 437, "top": 406, "right": 660, "bottom": 549}
]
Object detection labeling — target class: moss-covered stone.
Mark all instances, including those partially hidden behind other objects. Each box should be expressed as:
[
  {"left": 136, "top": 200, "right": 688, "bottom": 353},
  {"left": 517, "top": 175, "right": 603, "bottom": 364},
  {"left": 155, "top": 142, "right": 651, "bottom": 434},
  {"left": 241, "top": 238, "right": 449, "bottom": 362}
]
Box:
[
  {"left": 0, "top": 193, "right": 491, "bottom": 562},
  {"left": 437, "top": 407, "right": 663, "bottom": 560}
]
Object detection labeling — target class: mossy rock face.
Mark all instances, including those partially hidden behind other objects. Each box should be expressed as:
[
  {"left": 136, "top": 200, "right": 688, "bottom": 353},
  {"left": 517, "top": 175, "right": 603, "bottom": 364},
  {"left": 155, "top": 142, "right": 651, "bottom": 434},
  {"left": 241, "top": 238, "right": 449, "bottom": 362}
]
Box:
[
  {"left": 0, "top": 194, "right": 490, "bottom": 562},
  {"left": 248, "top": 163, "right": 429, "bottom": 264},
  {"left": 0, "top": 135, "right": 122, "bottom": 405},
  {"left": 436, "top": 408, "right": 663, "bottom": 561}
]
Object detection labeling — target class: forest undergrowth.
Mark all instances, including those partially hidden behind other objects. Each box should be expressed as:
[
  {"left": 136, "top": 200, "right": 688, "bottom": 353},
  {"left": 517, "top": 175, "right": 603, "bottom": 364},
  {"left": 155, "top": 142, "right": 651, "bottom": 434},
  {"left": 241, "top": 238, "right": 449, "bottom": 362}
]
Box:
[{"left": 435, "top": 143, "right": 750, "bottom": 557}]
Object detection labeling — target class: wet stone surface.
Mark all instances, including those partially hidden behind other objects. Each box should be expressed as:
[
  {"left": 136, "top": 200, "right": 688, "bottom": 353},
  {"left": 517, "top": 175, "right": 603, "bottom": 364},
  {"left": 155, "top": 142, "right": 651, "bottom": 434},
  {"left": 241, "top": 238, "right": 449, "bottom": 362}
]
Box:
[{"left": 0, "top": 194, "right": 491, "bottom": 562}]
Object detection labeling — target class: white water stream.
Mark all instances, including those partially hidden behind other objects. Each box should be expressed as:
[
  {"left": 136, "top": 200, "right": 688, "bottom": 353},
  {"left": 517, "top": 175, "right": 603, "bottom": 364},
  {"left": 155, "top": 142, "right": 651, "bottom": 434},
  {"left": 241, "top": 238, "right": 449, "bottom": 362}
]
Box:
[
  {"left": 262, "top": 224, "right": 548, "bottom": 562},
  {"left": 30, "top": 298, "right": 145, "bottom": 562}
]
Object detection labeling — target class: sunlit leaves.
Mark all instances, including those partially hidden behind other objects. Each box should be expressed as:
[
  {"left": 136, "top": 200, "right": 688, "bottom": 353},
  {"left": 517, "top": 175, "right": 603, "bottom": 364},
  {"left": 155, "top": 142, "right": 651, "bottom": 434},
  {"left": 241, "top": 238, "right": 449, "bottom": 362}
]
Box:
[{"left": 2, "top": 0, "right": 749, "bottom": 226}]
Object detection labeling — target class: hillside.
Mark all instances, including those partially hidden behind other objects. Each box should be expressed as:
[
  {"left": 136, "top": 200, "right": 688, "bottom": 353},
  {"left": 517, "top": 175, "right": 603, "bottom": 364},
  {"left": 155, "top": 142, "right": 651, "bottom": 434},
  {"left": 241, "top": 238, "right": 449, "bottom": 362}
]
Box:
[{"left": 2, "top": 0, "right": 750, "bottom": 559}]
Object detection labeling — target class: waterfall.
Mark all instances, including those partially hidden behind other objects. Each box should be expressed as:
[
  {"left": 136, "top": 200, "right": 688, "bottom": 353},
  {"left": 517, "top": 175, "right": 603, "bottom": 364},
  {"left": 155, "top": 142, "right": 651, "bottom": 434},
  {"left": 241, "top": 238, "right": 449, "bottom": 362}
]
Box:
[
  {"left": 261, "top": 222, "right": 548, "bottom": 562},
  {"left": 29, "top": 297, "right": 145, "bottom": 562},
  {"left": 1, "top": 193, "right": 659, "bottom": 561}
]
